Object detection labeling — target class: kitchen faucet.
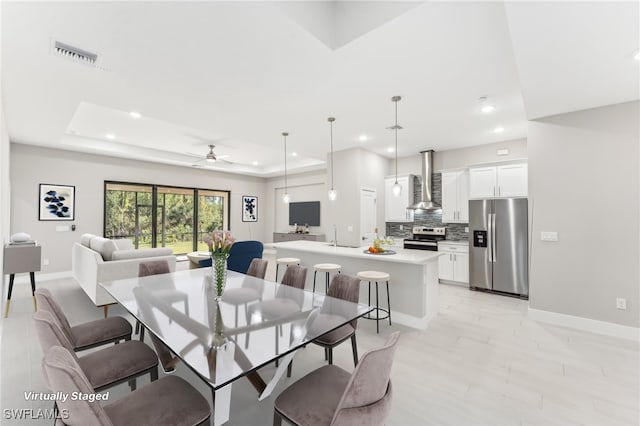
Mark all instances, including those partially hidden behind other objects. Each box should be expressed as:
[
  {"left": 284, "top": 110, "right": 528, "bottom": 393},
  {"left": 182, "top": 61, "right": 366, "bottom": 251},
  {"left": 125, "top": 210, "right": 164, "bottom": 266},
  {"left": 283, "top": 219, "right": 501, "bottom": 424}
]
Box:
[{"left": 333, "top": 224, "right": 337, "bottom": 247}]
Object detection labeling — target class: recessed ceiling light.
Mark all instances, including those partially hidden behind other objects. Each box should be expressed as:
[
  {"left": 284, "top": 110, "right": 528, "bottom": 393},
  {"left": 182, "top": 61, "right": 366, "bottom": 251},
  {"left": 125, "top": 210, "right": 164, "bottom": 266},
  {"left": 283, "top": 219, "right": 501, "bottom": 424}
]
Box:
[
  {"left": 481, "top": 104, "right": 496, "bottom": 114},
  {"left": 105, "top": 133, "right": 116, "bottom": 140},
  {"left": 292, "top": 152, "right": 298, "bottom": 157},
  {"left": 252, "top": 160, "right": 259, "bottom": 166},
  {"left": 494, "top": 127, "right": 505, "bottom": 134},
  {"left": 634, "top": 49, "right": 640, "bottom": 61},
  {"left": 129, "top": 111, "right": 142, "bottom": 118},
  {"left": 359, "top": 135, "right": 368, "bottom": 141},
  {"left": 387, "top": 147, "right": 394, "bottom": 153}
]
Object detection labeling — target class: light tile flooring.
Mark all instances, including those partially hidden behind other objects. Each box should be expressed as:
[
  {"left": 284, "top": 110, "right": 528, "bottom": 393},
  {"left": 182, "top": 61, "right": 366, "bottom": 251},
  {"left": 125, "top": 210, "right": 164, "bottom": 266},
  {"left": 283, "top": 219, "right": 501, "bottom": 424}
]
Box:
[{"left": 1, "top": 257, "right": 638, "bottom": 425}]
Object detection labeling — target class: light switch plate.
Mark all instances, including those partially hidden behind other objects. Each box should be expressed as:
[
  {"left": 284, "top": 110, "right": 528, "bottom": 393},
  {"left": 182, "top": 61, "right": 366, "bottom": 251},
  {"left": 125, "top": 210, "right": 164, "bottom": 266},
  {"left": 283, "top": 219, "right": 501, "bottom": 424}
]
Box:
[
  {"left": 55, "top": 225, "right": 70, "bottom": 232},
  {"left": 541, "top": 231, "right": 558, "bottom": 241},
  {"left": 497, "top": 148, "right": 509, "bottom": 156},
  {"left": 347, "top": 225, "right": 353, "bottom": 232}
]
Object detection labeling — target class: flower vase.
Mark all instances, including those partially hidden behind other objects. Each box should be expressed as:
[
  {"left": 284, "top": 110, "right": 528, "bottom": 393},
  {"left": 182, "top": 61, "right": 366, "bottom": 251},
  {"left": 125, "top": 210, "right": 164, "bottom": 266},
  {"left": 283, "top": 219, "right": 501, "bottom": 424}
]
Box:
[{"left": 211, "top": 252, "right": 229, "bottom": 301}]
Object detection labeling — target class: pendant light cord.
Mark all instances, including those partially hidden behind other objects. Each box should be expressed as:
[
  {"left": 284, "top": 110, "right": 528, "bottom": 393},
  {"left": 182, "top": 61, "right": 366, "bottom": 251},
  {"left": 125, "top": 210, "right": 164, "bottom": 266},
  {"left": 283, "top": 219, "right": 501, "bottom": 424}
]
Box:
[
  {"left": 328, "top": 117, "right": 335, "bottom": 190},
  {"left": 394, "top": 100, "right": 399, "bottom": 183},
  {"left": 283, "top": 132, "right": 288, "bottom": 192}
]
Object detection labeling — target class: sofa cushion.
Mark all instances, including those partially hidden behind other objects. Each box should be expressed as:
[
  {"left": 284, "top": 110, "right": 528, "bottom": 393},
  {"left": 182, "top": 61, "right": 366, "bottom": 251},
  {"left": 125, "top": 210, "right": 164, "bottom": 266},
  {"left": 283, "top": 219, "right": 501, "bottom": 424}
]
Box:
[
  {"left": 80, "top": 233, "right": 95, "bottom": 247},
  {"left": 89, "top": 237, "right": 119, "bottom": 261},
  {"left": 111, "top": 248, "right": 173, "bottom": 261},
  {"left": 113, "top": 239, "right": 134, "bottom": 251}
]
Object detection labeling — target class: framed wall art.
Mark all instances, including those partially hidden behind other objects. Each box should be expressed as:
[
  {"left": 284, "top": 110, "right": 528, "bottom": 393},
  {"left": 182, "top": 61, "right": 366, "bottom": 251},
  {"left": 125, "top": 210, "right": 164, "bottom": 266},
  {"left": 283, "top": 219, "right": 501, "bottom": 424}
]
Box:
[
  {"left": 242, "top": 195, "right": 258, "bottom": 222},
  {"left": 39, "top": 184, "right": 75, "bottom": 221}
]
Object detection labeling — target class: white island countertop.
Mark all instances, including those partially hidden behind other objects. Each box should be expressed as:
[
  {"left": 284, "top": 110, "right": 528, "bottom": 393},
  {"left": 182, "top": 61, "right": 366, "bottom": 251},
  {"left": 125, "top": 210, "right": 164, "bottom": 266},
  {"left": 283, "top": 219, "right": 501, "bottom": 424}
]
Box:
[{"left": 270, "top": 240, "right": 441, "bottom": 265}]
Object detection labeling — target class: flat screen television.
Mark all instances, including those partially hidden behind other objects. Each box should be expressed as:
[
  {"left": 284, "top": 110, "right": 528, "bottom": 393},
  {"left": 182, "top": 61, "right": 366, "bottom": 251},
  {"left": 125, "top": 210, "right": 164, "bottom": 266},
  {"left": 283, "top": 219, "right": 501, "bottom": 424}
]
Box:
[{"left": 289, "top": 201, "right": 320, "bottom": 226}]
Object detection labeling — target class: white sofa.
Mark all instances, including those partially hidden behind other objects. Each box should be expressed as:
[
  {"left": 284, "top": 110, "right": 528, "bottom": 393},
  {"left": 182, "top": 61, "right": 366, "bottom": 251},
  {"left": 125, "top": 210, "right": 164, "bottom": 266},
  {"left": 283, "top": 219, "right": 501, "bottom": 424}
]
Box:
[{"left": 72, "top": 233, "right": 176, "bottom": 314}]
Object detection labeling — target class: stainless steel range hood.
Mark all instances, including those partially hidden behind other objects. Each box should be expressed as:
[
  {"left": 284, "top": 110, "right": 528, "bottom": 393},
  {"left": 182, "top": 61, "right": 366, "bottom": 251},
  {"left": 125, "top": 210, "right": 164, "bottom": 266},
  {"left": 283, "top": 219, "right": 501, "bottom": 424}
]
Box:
[{"left": 408, "top": 150, "right": 441, "bottom": 210}]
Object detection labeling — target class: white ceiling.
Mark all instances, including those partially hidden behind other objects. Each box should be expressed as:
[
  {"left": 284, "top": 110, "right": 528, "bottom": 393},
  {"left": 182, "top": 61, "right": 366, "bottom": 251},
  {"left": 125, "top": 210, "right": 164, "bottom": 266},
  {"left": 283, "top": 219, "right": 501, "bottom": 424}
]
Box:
[{"left": 2, "top": 1, "right": 638, "bottom": 176}]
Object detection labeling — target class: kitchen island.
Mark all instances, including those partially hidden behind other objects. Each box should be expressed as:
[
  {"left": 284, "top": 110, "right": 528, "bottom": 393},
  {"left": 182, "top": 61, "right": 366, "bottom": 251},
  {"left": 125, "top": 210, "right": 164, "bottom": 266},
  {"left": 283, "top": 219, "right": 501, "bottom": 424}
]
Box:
[{"left": 271, "top": 240, "right": 441, "bottom": 330}]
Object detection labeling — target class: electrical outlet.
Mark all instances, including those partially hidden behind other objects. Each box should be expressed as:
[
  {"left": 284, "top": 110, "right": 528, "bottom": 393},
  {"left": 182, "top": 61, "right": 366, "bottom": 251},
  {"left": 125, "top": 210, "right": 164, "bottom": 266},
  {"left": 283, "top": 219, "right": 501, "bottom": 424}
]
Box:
[
  {"left": 616, "top": 298, "right": 627, "bottom": 310},
  {"left": 347, "top": 225, "right": 353, "bottom": 232},
  {"left": 399, "top": 225, "right": 403, "bottom": 231},
  {"left": 541, "top": 231, "right": 559, "bottom": 241},
  {"left": 43, "top": 259, "right": 50, "bottom": 266},
  {"left": 464, "top": 227, "right": 469, "bottom": 233}
]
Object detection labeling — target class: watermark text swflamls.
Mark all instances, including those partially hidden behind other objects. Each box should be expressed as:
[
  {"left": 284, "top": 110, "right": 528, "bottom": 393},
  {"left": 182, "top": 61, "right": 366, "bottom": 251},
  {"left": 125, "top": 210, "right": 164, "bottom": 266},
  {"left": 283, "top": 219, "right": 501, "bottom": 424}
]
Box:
[{"left": 4, "top": 408, "right": 69, "bottom": 421}]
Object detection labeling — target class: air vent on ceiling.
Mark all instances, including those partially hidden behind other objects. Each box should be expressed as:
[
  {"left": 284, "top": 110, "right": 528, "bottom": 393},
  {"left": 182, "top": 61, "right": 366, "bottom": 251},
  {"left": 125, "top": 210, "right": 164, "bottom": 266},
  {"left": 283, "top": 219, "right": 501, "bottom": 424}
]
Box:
[{"left": 52, "top": 40, "right": 98, "bottom": 66}]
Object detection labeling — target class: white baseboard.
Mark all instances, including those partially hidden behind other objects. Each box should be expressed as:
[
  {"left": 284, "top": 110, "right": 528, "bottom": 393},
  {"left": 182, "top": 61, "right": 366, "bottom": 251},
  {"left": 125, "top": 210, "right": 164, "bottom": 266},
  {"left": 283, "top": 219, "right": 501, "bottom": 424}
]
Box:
[
  {"left": 11, "top": 270, "right": 73, "bottom": 284},
  {"left": 528, "top": 307, "right": 640, "bottom": 342}
]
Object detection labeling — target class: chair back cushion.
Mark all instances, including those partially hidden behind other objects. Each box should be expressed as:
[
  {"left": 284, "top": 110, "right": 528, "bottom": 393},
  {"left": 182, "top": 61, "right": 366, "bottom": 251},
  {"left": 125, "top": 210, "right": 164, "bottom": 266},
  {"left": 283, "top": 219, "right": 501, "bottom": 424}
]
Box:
[
  {"left": 139, "top": 259, "right": 171, "bottom": 277},
  {"left": 42, "top": 346, "right": 113, "bottom": 426},
  {"left": 198, "top": 258, "right": 212, "bottom": 268},
  {"left": 326, "top": 274, "right": 361, "bottom": 328},
  {"left": 33, "top": 311, "right": 78, "bottom": 361},
  {"left": 227, "top": 240, "right": 263, "bottom": 274},
  {"left": 332, "top": 331, "right": 400, "bottom": 424},
  {"left": 246, "top": 258, "right": 268, "bottom": 279},
  {"left": 280, "top": 265, "right": 307, "bottom": 290},
  {"left": 34, "top": 289, "right": 75, "bottom": 344}
]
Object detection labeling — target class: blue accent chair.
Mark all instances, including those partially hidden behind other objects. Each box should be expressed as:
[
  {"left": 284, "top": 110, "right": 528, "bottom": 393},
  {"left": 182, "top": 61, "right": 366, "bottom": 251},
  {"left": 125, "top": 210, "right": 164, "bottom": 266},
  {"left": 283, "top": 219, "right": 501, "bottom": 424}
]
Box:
[
  {"left": 227, "top": 241, "right": 264, "bottom": 274},
  {"left": 198, "top": 258, "right": 212, "bottom": 268}
]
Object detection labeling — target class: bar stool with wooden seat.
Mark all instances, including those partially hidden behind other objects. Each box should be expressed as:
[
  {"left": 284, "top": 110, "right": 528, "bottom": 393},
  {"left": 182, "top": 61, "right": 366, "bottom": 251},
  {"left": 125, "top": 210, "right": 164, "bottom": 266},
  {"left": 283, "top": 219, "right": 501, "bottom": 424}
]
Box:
[
  {"left": 356, "top": 270, "right": 391, "bottom": 333},
  {"left": 312, "top": 263, "right": 341, "bottom": 293},
  {"left": 275, "top": 257, "right": 300, "bottom": 282}
]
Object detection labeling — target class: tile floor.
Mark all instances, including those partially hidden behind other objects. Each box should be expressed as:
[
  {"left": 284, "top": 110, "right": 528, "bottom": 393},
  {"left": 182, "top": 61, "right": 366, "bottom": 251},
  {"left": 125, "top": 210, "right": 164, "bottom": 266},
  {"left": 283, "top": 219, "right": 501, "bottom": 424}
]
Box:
[{"left": 1, "top": 257, "right": 638, "bottom": 425}]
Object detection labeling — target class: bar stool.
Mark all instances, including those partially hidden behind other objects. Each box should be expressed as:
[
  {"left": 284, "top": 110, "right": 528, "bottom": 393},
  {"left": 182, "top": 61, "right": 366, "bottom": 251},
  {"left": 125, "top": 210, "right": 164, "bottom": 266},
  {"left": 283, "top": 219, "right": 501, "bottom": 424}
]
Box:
[
  {"left": 312, "top": 263, "right": 341, "bottom": 293},
  {"left": 356, "top": 270, "right": 391, "bottom": 333},
  {"left": 275, "top": 257, "right": 301, "bottom": 282}
]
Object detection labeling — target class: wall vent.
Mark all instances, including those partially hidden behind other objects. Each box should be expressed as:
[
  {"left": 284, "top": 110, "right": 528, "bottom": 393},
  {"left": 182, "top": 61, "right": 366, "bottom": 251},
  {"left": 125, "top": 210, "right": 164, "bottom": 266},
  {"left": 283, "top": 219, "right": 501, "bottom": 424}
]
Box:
[{"left": 51, "top": 40, "right": 98, "bottom": 66}]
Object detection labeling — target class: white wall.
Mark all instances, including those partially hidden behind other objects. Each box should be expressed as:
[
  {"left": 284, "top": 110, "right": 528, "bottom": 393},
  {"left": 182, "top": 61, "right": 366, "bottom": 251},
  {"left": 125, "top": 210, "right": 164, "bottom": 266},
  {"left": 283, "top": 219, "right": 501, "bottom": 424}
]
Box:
[
  {"left": 10, "top": 144, "right": 267, "bottom": 273},
  {"left": 394, "top": 138, "right": 528, "bottom": 174},
  {"left": 264, "top": 169, "right": 328, "bottom": 240},
  {"left": 528, "top": 101, "right": 639, "bottom": 328},
  {"left": 327, "top": 148, "right": 388, "bottom": 247},
  {"left": 1, "top": 98, "right": 10, "bottom": 304}
]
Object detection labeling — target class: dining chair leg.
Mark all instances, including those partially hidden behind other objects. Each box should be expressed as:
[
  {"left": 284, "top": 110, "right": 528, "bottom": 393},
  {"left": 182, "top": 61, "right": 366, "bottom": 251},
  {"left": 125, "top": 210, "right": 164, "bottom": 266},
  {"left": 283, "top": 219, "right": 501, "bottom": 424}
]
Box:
[
  {"left": 312, "top": 271, "right": 317, "bottom": 293},
  {"left": 324, "top": 347, "right": 328, "bottom": 360},
  {"left": 328, "top": 347, "right": 333, "bottom": 365},
  {"left": 386, "top": 280, "right": 392, "bottom": 326},
  {"left": 351, "top": 334, "right": 359, "bottom": 366},
  {"left": 286, "top": 361, "right": 292, "bottom": 378},
  {"left": 135, "top": 320, "right": 140, "bottom": 334},
  {"left": 275, "top": 264, "right": 280, "bottom": 282},
  {"left": 150, "top": 366, "right": 159, "bottom": 382},
  {"left": 273, "top": 411, "right": 283, "bottom": 426},
  {"left": 129, "top": 378, "right": 136, "bottom": 391},
  {"left": 139, "top": 326, "right": 145, "bottom": 342},
  {"left": 325, "top": 272, "right": 329, "bottom": 294}
]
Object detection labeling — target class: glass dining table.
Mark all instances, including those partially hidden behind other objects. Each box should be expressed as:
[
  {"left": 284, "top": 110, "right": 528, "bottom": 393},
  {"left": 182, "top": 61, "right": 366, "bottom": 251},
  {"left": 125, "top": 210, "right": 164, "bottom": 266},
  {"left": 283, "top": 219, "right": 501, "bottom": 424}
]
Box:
[{"left": 100, "top": 267, "right": 372, "bottom": 425}]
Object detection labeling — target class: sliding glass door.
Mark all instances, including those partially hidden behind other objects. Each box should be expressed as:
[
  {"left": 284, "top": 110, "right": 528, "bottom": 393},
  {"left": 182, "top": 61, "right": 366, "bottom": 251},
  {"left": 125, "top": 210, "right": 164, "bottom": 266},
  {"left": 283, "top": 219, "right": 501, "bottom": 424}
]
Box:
[{"left": 105, "top": 182, "right": 229, "bottom": 254}]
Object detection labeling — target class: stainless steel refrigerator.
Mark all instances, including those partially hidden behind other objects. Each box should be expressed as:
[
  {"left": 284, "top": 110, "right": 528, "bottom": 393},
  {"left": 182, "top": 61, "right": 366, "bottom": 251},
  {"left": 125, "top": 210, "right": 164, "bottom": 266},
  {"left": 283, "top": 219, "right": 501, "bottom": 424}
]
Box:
[{"left": 469, "top": 198, "right": 529, "bottom": 297}]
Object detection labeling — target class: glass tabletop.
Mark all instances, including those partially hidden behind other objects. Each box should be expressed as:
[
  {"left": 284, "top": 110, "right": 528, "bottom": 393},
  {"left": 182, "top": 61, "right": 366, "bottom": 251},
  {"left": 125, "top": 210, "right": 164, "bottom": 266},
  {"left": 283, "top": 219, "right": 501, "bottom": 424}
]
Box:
[{"left": 100, "top": 268, "right": 372, "bottom": 390}]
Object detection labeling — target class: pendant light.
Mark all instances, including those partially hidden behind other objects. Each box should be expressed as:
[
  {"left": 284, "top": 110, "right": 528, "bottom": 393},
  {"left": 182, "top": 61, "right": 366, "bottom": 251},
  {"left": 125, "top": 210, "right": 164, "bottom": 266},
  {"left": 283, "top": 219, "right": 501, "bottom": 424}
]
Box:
[
  {"left": 390, "top": 96, "right": 402, "bottom": 196},
  {"left": 327, "top": 117, "right": 337, "bottom": 201},
  {"left": 282, "top": 132, "right": 290, "bottom": 204}
]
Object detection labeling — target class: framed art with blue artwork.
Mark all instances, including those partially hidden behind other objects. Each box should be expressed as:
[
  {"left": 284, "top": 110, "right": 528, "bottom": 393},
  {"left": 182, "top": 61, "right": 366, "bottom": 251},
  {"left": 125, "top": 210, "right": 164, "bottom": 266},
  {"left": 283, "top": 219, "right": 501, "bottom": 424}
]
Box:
[
  {"left": 242, "top": 195, "right": 258, "bottom": 222},
  {"left": 39, "top": 184, "right": 75, "bottom": 221}
]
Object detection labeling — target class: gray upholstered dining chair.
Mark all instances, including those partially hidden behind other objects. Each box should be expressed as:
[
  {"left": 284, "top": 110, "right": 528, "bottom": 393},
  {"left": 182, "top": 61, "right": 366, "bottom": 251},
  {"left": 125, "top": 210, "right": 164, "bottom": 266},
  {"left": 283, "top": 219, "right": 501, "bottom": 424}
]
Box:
[
  {"left": 42, "top": 345, "right": 211, "bottom": 426},
  {"left": 136, "top": 259, "right": 189, "bottom": 342},
  {"left": 274, "top": 331, "right": 399, "bottom": 426},
  {"left": 221, "top": 258, "right": 269, "bottom": 326},
  {"left": 286, "top": 274, "right": 361, "bottom": 377},
  {"left": 245, "top": 265, "right": 308, "bottom": 351},
  {"left": 33, "top": 310, "right": 158, "bottom": 392},
  {"left": 34, "top": 288, "right": 132, "bottom": 351}
]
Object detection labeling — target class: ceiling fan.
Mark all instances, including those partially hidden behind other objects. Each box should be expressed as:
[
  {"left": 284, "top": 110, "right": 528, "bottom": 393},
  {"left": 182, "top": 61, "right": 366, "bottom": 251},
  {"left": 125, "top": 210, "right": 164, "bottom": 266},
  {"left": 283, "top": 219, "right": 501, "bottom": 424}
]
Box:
[{"left": 188, "top": 144, "right": 233, "bottom": 167}]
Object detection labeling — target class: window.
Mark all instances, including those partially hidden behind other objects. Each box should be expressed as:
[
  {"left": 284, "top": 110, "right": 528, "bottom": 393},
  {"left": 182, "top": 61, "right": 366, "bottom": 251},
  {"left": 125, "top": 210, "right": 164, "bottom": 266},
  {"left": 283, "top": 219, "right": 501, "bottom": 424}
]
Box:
[{"left": 104, "top": 182, "right": 230, "bottom": 254}]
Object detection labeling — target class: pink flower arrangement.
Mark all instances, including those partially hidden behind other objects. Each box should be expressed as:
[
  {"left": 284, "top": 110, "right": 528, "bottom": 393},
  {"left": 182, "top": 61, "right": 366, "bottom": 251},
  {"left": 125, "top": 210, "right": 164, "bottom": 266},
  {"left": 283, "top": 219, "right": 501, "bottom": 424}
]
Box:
[{"left": 204, "top": 230, "right": 235, "bottom": 255}]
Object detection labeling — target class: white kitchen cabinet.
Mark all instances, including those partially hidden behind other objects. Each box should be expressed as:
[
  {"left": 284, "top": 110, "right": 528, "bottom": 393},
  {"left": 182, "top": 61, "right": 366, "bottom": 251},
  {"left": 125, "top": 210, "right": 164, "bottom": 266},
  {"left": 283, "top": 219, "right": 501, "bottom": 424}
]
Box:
[
  {"left": 438, "top": 243, "right": 469, "bottom": 284},
  {"left": 384, "top": 175, "right": 414, "bottom": 222},
  {"left": 469, "top": 163, "right": 527, "bottom": 199},
  {"left": 441, "top": 170, "right": 469, "bottom": 223},
  {"left": 496, "top": 163, "right": 528, "bottom": 197}
]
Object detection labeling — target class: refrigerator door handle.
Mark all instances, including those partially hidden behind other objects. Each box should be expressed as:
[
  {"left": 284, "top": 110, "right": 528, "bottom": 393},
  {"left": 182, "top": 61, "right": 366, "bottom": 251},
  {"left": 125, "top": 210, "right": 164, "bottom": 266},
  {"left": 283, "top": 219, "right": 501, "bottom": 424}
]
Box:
[
  {"left": 491, "top": 213, "right": 497, "bottom": 263},
  {"left": 487, "top": 214, "right": 493, "bottom": 263}
]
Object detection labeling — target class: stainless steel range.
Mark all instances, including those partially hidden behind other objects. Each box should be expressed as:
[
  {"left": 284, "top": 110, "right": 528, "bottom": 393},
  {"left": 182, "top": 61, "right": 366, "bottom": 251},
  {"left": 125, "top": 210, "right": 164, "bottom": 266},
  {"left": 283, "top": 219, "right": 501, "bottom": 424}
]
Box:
[{"left": 403, "top": 226, "right": 446, "bottom": 251}]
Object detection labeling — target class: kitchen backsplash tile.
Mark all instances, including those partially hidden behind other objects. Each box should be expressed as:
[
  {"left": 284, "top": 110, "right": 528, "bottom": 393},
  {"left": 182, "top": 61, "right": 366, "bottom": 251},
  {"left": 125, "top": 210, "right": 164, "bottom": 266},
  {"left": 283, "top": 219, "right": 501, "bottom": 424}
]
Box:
[{"left": 385, "top": 173, "right": 469, "bottom": 241}]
